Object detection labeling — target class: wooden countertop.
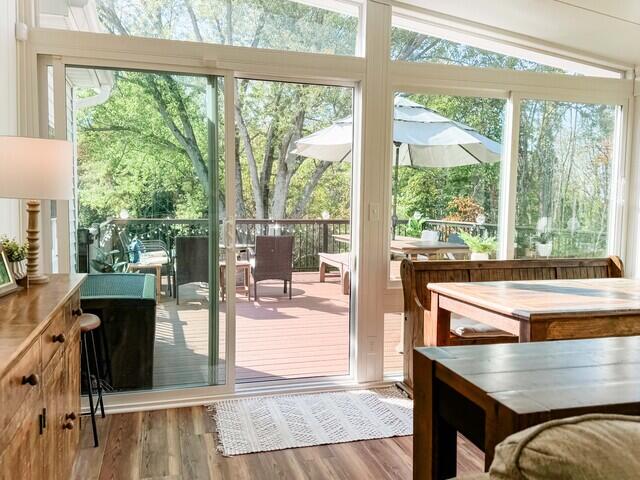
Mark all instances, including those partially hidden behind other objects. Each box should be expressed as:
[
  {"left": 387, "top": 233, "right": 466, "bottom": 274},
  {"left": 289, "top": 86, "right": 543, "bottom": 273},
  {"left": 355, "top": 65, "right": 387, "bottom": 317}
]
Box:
[{"left": 0, "top": 273, "right": 86, "bottom": 376}]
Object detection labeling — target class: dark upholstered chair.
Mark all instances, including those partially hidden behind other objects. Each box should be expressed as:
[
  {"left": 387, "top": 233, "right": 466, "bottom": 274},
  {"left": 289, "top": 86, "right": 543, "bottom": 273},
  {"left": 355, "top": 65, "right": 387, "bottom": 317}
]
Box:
[
  {"left": 251, "top": 236, "right": 294, "bottom": 301},
  {"left": 175, "top": 236, "right": 209, "bottom": 304}
]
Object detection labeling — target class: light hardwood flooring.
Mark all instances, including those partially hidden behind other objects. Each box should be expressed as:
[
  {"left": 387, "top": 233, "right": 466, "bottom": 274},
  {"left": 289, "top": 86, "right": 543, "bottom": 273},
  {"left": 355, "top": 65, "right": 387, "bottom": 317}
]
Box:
[{"left": 71, "top": 406, "right": 484, "bottom": 480}]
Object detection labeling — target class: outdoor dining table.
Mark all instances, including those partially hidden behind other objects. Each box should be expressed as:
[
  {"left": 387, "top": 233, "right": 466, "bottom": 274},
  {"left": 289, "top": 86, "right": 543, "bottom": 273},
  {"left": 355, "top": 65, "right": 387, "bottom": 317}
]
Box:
[
  {"left": 428, "top": 277, "right": 640, "bottom": 345},
  {"left": 332, "top": 234, "right": 469, "bottom": 259}
]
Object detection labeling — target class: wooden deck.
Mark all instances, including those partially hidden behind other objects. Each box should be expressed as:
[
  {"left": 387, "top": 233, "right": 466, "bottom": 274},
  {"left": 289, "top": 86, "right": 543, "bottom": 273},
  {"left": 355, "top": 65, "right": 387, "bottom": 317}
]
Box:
[{"left": 153, "top": 272, "right": 403, "bottom": 388}]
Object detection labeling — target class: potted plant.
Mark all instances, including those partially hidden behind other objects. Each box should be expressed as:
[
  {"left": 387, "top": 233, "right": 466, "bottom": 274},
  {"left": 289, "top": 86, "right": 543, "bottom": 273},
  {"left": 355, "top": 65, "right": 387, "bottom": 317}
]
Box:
[
  {"left": 90, "top": 248, "right": 128, "bottom": 273},
  {"left": 459, "top": 231, "right": 497, "bottom": 260},
  {"left": 404, "top": 212, "right": 427, "bottom": 238},
  {"left": 0, "top": 236, "right": 29, "bottom": 280},
  {"left": 533, "top": 232, "right": 554, "bottom": 257}
]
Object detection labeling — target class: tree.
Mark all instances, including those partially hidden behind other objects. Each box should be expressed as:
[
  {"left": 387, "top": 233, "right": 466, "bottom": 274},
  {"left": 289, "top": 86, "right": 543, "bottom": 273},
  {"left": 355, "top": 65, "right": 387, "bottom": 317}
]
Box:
[{"left": 82, "top": 0, "right": 356, "bottom": 224}]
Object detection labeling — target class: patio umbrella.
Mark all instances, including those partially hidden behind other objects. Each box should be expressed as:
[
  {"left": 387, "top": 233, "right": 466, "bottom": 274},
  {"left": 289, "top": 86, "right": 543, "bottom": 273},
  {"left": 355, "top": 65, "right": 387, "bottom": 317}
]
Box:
[{"left": 292, "top": 95, "right": 502, "bottom": 236}]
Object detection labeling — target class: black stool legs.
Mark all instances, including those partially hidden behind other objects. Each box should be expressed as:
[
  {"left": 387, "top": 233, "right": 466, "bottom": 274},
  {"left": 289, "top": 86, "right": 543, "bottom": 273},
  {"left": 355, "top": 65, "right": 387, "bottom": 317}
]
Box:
[{"left": 82, "top": 330, "right": 105, "bottom": 447}]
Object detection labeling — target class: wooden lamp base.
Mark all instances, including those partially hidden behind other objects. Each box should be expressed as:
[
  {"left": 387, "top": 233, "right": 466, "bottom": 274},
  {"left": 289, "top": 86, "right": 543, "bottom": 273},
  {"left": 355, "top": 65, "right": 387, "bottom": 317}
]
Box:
[{"left": 26, "top": 200, "right": 49, "bottom": 285}]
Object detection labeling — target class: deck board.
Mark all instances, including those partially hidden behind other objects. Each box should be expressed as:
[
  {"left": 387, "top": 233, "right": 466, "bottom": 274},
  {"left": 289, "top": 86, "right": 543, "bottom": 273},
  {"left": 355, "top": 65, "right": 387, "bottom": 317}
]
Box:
[{"left": 152, "top": 272, "right": 403, "bottom": 388}]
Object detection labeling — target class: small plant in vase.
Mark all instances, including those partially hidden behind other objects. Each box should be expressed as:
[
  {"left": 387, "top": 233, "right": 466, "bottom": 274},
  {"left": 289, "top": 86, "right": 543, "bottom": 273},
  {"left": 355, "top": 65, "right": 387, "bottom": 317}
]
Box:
[
  {"left": 404, "top": 212, "right": 427, "bottom": 238},
  {"left": 458, "top": 231, "right": 497, "bottom": 260},
  {"left": 0, "top": 236, "right": 29, "bottom": 281},
  {"left": 533, "top": 232, "right": 554, "bottom": 257}
]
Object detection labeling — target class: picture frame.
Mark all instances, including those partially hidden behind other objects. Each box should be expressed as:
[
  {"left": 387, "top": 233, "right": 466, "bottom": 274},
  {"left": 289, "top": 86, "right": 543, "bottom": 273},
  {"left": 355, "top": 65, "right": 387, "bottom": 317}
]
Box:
[{"left": 0, "top": 246, "right": 18, "bottom": 298}]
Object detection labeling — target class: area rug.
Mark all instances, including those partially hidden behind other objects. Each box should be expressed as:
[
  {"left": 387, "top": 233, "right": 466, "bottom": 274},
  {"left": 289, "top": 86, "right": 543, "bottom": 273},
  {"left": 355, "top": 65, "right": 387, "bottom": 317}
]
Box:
[{"left": 209, "top": 387, "right": 412, "bottom": 456}]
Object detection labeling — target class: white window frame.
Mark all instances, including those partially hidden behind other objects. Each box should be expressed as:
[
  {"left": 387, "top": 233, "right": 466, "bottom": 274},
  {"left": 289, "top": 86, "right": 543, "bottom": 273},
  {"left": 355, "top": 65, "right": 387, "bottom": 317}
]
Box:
[{"left": 15, "top": 0, "right": 636, "bottom": 409}]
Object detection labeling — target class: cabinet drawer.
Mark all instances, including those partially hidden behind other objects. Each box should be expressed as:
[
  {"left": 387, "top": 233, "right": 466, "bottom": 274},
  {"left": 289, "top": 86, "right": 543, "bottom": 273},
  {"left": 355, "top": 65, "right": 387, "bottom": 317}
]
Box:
[
  {"left": 66, "top": 291, "right": 82, "bottom": 330},
  {"left": 42, "top": 309, "right": 68, "bottom": 368},
  {"left": 0, "top": 339, "right": 41, "bottom": 433}
]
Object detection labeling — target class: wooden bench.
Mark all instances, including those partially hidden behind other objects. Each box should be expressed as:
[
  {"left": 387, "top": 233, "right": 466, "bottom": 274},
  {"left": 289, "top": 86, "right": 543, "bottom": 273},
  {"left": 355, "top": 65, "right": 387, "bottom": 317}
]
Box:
[
  {"left": 319, "top": 252, "right": 350, "bottom": 295},
  {"left": 400, "top": 256, "right": 624, "bottom": 391}
]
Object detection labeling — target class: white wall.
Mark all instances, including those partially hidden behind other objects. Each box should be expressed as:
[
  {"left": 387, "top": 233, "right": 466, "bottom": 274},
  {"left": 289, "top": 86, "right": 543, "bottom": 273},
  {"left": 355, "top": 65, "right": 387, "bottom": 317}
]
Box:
[{"left": 0, "top": 0, "right": 21, "bottom": 240}]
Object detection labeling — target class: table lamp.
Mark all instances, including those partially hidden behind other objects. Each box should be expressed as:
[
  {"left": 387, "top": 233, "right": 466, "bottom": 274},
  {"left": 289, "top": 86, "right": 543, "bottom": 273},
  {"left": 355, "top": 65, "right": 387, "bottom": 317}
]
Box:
[{"left": 0, "top": 136, "right": 73, "bottom": 284}]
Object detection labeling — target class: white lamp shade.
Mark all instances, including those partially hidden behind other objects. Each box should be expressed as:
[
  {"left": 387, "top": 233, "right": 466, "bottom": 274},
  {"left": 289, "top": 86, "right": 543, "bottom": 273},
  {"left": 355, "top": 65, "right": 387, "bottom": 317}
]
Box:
[{"left": 0, "top": 136, "right": 73, "bottom": 200}]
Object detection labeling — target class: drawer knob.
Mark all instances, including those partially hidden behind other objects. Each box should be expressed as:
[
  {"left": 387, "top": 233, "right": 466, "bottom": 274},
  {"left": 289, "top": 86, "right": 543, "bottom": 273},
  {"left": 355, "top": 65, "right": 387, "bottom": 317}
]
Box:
[
  {"left": 22, "top": 373, "right": 39, "bottom": 386},
  {"left": 65, "top": 412, "right": 77, "bottom": 421},
  {"left": 63, "top": 421, "right": 74, "bottom": 430},
  {"left": 72, "top": 308, "right": 83, "bottom": 317},
  {"left": 52, "top": 333, "right": 66, "bottom": 343}
]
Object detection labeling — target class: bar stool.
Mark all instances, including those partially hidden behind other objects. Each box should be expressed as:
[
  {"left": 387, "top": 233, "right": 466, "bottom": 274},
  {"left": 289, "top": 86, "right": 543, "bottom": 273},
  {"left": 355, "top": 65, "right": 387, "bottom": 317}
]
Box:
[{"left": 79, "top": 311, "right": 106, "bottom": 447}]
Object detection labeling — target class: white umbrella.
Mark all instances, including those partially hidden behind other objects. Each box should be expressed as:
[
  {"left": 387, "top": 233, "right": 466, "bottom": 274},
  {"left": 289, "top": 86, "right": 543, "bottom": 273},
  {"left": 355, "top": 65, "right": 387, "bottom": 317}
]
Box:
[
  {"left": 292, "top": 95, "right": 502, "bottom": 237},
  {"left": 292, "top": 96, "right": 501, "bottom": 166}
]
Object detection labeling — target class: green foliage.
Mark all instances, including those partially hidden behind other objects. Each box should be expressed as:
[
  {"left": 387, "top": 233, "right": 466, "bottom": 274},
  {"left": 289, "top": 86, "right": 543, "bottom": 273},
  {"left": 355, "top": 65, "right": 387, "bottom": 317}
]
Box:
[
  {"left": 459, "top": 232, "right": 497, "bottom": 254},
  {"left": 98, "top": 0, "right": 358, "bottom": 55},
  {"left": 0, "top": 237, "right": 28, "bottom": 262},
  {"left": 404, "top": 212, "right": 428, "bottom": 238},
  {"left": 75, "top": 3, "right": 613, "bottom": 263},
  {"left": 90, "top": 248, "right": 128, "bottom": 273},
  {"left": 533, "top": 232, "right": 554, "bottom": 245}
]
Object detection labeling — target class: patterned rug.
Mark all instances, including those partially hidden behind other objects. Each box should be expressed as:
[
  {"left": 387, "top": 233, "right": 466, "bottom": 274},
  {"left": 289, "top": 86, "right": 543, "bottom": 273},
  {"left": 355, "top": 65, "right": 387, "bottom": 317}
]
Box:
[{"left": 210, "top": 387, "right": 413, "bottom": 456}]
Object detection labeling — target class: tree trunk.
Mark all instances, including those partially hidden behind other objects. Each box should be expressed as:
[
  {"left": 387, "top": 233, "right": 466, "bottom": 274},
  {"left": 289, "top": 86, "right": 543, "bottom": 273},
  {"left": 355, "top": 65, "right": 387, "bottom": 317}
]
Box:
[
  {"left": 271, "top": 110, "right": 305, "bottom": 218},
  {"left": 235, "top": 100, "right": 265, "bottom": 218},
  {"left": 291, "top": 162, "right": 333, "bottom": 218}
]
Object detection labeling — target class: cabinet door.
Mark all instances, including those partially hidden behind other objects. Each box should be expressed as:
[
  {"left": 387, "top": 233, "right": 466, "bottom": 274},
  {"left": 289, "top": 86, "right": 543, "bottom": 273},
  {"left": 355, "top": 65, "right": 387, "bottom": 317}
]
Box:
[
  {"left": 64, "top": 326, "right": 82, "bottom": 474},
  {"left": 42, "top": 357, "right": 67, "bottom": 480},
  {"left": 0, "top": 410, "right": 43, "bottom": 480}
]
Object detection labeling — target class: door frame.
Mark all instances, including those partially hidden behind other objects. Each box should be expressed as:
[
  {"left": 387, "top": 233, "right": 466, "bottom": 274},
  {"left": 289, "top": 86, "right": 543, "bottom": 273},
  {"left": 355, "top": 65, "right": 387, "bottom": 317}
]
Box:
[
  {"left": 40, "top": 57, "right": 237, "bottom": 398},
  {"left": 39, "top": 55, "right": 362, "bottom": 406}
]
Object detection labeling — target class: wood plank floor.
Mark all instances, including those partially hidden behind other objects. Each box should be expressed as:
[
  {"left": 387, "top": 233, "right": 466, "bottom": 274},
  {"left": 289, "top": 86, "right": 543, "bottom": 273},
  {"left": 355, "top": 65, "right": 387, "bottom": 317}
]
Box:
[
  {"left": 71, "top": 406, "right": 485, "bottom": 480},
  {"left": 153, "top": 272, "right": 403, "bottom": 388}
]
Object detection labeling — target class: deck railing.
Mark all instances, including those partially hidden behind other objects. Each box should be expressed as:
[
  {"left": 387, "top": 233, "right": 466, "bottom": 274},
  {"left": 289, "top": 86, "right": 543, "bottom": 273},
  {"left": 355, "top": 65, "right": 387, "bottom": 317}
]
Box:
[
  {"left": 89, "top": 217, "right": 607, "bottom": 273},
  {"left": 94, "top": 218, "right": 350, "bottom": 272}
]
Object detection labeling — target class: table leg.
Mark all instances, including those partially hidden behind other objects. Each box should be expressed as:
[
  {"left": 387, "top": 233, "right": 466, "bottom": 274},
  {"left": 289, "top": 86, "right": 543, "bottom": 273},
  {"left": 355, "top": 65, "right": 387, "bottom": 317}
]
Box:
[
  {"left": 155, "top": 266, "right": 162, "bottom": 297},
  {"left": 414, "top": 351, "right": 457, "bottom": 480},
  {"left": 319, "top": 261, "right": 326, "bottom": 282},
  {"left": 428, "top": 292, "right": 451, "bottom": 346}
]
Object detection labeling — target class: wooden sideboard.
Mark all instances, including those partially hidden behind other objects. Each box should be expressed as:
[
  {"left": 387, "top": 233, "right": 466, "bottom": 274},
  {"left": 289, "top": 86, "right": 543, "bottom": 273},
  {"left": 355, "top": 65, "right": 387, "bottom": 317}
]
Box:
[{"left": 0, "top": 274, "right": 86, "bottom": 480}]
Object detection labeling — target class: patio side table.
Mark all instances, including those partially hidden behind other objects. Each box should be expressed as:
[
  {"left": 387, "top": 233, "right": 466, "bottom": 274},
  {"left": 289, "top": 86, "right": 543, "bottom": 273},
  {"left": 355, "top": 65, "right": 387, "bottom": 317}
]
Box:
[{"left": 127, "top": 261, "right": 163, "bottom": 298}]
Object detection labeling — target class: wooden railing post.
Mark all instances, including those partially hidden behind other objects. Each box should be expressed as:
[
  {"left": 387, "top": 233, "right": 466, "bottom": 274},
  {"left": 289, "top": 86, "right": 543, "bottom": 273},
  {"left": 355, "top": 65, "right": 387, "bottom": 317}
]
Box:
[{"left": 322, "top": 222, "right": 329, "bottom": 253}]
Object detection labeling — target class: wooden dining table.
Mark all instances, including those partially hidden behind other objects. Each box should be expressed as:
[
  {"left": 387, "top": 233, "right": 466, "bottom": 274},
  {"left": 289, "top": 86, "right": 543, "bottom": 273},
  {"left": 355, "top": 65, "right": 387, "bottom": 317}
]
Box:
[
  {"left": 428, "top": 277, "right": 640, "bottom": 344},
  {"left": 414, "top": 335, "right": 640, "bottom": 479},
  {"left": 333, "top": 234, "right": 468, "bottom": 259}
]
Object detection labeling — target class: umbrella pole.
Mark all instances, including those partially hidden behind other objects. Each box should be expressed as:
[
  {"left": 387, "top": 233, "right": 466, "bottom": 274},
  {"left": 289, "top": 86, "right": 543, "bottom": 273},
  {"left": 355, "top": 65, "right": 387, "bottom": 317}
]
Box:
[{"left": 392, "top": 143, "right": 400, "bottom": 240}]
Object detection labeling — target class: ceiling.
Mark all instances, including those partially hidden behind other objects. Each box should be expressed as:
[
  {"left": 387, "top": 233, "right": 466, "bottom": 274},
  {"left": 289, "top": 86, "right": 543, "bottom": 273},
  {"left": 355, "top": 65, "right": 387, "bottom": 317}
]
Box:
[{"left": 398, "top": 0, "right": 640, "bottom": 68}]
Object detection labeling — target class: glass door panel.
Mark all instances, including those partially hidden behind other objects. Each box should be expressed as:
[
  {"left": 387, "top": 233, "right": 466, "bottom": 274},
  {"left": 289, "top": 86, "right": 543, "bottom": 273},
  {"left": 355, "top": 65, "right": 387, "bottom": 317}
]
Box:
[
  {"left": 65, "top": 66, "right": 226, "bottom": 391},
  {"left": 232, "top": 78, "right": 354, "bottom": 383}
]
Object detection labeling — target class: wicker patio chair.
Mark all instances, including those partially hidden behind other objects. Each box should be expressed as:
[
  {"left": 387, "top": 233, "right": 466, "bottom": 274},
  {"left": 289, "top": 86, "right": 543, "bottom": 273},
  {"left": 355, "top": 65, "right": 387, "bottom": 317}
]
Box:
[
  {"left": 251, "top": 235, "right": 294, "bottom": 301},
  {"left": 174, "top": 236, "right": 209, "bottom": 304}
]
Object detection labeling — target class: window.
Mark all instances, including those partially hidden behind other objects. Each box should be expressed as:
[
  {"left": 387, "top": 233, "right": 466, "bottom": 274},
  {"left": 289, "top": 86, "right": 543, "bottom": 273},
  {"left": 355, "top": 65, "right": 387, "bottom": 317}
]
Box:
[
  {"left": 40, "top": 0, "right": 359, "bottom": 56},
  {"left": 514, "top": 100, "right": 618, "bottom": 258},
  {"left": 390, "top": 26, "right": 565, "bottom": 74},
  {"left": 389, "top": 93, "right": 505, "bottom": 280},
  {"left": 390, "top": 10, "right": 621, "bottom": 78}
]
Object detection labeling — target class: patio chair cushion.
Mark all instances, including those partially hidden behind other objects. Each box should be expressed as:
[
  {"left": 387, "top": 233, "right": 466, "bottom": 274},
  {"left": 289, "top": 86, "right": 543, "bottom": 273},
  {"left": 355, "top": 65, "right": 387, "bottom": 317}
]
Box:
[
  {"left": 450, "top": 314, "right": 514, "bottom": 338},
  {"left": 489, "top": 414, "right": 640, "bottom": 479}
]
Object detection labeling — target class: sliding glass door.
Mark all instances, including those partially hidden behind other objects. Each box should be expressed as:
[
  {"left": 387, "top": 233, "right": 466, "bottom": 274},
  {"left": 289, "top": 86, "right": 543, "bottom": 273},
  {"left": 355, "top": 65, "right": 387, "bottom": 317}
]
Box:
[
  {"left": 231, "top": 77, "right": 354, "bottom": 383},
  {"left": 52, "top": 64, "right": 227, "bottom": 392},
  {"left": 42, "top": 56, "right": 360, "bottom": 395}
]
